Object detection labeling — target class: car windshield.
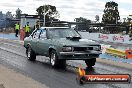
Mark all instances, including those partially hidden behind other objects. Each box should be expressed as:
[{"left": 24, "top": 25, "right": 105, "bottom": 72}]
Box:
[{"left": 48, "top": 28, "right": 81, "bottom": 39}]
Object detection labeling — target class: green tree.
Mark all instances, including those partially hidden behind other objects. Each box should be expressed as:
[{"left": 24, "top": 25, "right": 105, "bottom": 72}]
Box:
[
  {"left": 126, "top": 17, "right": 132, "bottom": 34},
  {"left": 36, "top": 5, "right": 59, "bottom": 22},
  {"left": 16, "top": 8, "right": 22, "bottom": 19},
  {"left": 102, "top": 1, "right": 121, "bottom": 33},
  {"left": 102, "top": 1, "right": 120, "bottom": 24},
  {"left": 74, "top": 17, "right": 91, "bottom": 31}
]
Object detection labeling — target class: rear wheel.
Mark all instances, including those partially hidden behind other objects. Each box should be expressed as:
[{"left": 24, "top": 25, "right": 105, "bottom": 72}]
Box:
[
  {"left": 26, "top": 46, "right": 36, "bottom": 61},
  {"left": 50, "top": 50, "right": 66, "bottom": 68},
  {"left": 85, "top": 58, "right": 96, "bottom": 67}
]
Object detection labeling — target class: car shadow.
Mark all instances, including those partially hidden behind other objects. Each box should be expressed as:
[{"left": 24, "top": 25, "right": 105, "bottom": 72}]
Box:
[
  {"left": 28, "top": 58, "right": 97, "bottom": 75},
  {"left": 85, "top": 67, "right": 96, "bottom": 75}
]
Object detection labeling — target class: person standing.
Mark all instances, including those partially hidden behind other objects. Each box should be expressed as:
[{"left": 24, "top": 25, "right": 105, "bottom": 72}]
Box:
[
  {"left": 34, "top": 21, "right": 40, "bottom": 30},
  {"left": 20, "top": 27, "right": 25, "bottom": 41},
  {"left": 25, "top": 22, "right": 30, "bottom": 37},
  {"left": 15, "top": 22, "right": 20, "bottom": 37}
]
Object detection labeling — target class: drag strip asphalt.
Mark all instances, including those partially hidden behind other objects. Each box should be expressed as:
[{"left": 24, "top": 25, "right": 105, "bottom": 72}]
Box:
[{"left": 0, "top": 39, "right": 132, "bottom": 88}]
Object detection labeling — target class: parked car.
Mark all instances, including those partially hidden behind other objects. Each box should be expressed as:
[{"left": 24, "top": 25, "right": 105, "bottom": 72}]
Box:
[{"left": 24, "top": 27, "right": 101, "bottom": 68}]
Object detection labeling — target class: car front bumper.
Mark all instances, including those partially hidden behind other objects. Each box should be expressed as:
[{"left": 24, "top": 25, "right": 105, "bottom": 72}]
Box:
[{"left": 59, "top": 51, "right": 102, "bottom": 60}]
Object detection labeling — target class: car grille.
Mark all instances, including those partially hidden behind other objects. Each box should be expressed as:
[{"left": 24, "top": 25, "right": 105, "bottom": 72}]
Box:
[
  {"left": 87, "top": 47, "right": 93, "bottom": 50},
  {"left": 73, "top": 47, "right": 93, "bottom": 51},
  {"left": 73, "top": 47, "right": 87, "bottom": 51}
]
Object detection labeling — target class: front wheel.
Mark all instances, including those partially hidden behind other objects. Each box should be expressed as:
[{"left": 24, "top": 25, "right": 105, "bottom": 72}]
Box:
[
  {"left": 85, "top": 58, "right": 96, "bottom": 67},
  {"left": 50, "top": 50, "right": 66, "bottom": 68},
  {"left": 26, "top": 46, "right": 36, "bottom": 61}
]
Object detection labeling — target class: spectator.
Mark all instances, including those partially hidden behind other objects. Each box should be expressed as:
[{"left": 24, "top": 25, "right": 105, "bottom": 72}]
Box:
[{"left": 25, "top": 22, "right": 30, "bottom": 37}]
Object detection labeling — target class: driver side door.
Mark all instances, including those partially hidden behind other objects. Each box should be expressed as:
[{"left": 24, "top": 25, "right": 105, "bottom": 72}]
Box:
[
  {"left": 37, "top": 29, "right": 51, "bottom": 56},
  {"left": 31, "top": 29, "right": 41, "bottom": 54}
]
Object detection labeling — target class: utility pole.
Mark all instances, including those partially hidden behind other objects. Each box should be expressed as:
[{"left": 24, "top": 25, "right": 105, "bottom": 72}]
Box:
[
  {"left": 43, "top": 5, "right": 45, "bottom": 26},
  {"left": 43, "top": 5, "right": 51, "bottom": 26}
]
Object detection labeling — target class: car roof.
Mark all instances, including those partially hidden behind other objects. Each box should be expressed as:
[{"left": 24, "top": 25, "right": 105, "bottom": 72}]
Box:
[{"left": 40, "top": 27, "right": 70, "bottom": 29}]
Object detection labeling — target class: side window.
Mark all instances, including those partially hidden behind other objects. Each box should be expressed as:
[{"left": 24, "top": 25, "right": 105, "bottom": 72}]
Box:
[
  {"left": 40, "top": 29, "right": 47, "bottom": 39},
  {"left": 33, "top": 29, "right": 41, "bottom": 39},
  {"left": 47, "top": 29, "right": 53, "bottom": 39},
  {"left": 47, "top": 29, "right": 60, "bottom": 39}
]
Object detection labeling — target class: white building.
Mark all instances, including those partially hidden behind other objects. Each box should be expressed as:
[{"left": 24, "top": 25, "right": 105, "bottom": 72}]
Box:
[{"left": 20, "top": 14, "right": 41, "bottom": 29}]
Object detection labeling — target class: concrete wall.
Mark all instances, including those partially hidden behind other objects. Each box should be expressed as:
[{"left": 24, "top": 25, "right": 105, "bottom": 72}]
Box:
[{"left": 79, "top": 32, "right": 132, "bottom": 44}]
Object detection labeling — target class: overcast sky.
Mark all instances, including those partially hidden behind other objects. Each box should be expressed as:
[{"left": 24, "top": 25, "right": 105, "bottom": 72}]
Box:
[{"left": 0, "top": 0, "right": 132, "bottom": 21}]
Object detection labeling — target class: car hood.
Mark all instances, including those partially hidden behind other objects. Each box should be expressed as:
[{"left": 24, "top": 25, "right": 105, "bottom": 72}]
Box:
[{"left": 53, "top": 38, "right": 100, "bottom": 47}]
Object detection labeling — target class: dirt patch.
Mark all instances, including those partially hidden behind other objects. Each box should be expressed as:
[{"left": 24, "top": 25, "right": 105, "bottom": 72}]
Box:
[
  {"left": 0, "top": 84, "right": 5, "bottom": 88},
  {"left": 0, "top": 64, "right": 49, "bottom": 88}
]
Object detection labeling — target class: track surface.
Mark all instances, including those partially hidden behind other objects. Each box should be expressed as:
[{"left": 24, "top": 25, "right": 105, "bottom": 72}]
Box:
[{"left": 0, "top": 39, "right": 132, "bottom": 88}]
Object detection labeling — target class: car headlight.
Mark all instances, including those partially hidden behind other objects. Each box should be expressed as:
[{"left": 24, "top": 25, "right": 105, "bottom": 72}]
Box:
[
  {"left": 93, "top": 46, "right": 101, "bottom": 51},
  {"left": 62, "top": 47, "right": 72, "bottom": 52}
]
